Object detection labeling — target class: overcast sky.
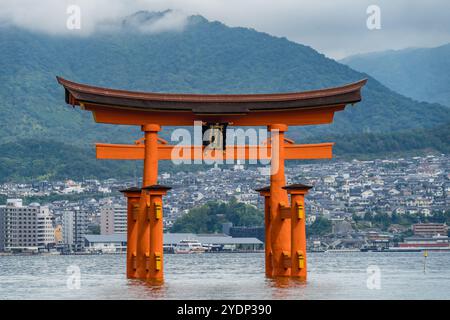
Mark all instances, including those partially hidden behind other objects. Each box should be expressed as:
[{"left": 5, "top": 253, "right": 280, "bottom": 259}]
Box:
[{"left": 1, "top": 0, "right": 449, "bottom": 59}]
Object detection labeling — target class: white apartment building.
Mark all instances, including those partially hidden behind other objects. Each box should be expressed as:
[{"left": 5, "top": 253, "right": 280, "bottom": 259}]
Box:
[
  {"left": 101, "top": 204, "right": 127, "bottom": 235},
  {"left": 0, "top": 199, "right": 54, "bottom": 252}
]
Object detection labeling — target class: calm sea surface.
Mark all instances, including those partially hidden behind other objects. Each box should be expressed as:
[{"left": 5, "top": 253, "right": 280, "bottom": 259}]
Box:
[{"left": 0, "top": 252, "right": 449, "bottom": 299}]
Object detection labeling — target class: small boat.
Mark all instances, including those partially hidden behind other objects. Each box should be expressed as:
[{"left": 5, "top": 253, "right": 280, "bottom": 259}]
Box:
[{"left": 174, "top": 239, "right": 206, "bottom": 254}]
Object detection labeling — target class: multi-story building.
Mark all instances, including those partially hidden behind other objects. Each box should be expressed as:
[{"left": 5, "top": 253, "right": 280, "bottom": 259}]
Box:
[
  {"left": 413, "top": 223, "right": 448, "bottom": 237},
  {"left": 0, "top": 199, "right": 54, "bottom": 252},
  {"left": 61, "top": 211, "right": 74, "bottom": 248},
  {"left": 61, "top": 207, "right": 88, "bottom": 252},
  {"left": 100, "top": 204, "right": 127, "bottom": 235}
]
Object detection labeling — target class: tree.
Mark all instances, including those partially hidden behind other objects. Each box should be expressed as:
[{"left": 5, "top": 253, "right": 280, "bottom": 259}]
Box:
[
  {"left": 307, "top": 216, "right": 332, "bottom": 237},
  {"left": 171, "top": 197, "right": 263, "bottom": 233},
  {"left": 391, "top": 212, "right": 400, "bottom": 224},
  {"left": 364, "top": 212, "right": 373, "bottom": 221},
  {"left": 373, "top": 212, "right": 390, "bottom": 230}
]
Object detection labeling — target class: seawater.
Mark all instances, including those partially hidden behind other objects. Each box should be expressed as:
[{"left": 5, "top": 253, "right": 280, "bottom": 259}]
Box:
[{"left": 0, "top": 252, "right": 449, "bottom": 299}]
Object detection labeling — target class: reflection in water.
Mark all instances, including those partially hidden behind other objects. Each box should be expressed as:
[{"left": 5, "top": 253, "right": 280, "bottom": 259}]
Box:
[
  {"left": 266, "top": 277, "right": 308, "bottom": 299},
  {"left": 127, "top": 279, "right": 168, "bottom": 299},
  {"left": 267, "top": 277, "right": 307, "bottom": 288},
  {"left": 0, "top": 252, "right": 449, "bottom": 299}
]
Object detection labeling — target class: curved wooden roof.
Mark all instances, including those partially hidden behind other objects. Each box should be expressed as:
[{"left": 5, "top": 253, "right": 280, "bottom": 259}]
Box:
[{"left": 57, "top": 76, "right": 367, "bottom": 115}]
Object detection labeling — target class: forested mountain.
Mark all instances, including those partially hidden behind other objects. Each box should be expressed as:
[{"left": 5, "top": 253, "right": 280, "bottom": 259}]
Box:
[
  {"left": 0, "top": 11, "right": 448, "bottom": 181},
  {"left": 341, "top": 44, "right": 450, "bottom": 107}
]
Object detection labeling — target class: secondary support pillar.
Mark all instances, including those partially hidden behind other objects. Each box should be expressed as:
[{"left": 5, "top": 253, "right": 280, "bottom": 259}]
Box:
[
  {"left": 142, "top": 185, "right": 171, "bottom": 281},
  {"left": 268, "top": 124, "right": 291, "bottom": 277},
  {"left": 255, "top": 186, "right": 272, "bottom": 277},
  {"left": 120, "top": 187, "right": 141, "bottom": 279},
  {"left": 283, "top": 184, "right": 312, "bottom": 280}
]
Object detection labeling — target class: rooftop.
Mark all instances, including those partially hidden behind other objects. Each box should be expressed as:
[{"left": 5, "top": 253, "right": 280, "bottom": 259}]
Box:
[{"left": 57, "top": 76, "right": 367, "bottom": 116}]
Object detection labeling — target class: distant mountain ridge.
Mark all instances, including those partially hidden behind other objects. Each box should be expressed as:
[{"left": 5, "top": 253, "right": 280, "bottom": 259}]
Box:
[
  {"left": 341, "top": 44, "right": 450, "bottom": 107},
  {"left": 0, "top": 10, "right": 449, "bottom": 181}
]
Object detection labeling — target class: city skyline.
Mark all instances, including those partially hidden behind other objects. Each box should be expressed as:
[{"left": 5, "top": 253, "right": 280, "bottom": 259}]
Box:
[{"left": 1, "top": 154, "right": 448, "bottom": 254}]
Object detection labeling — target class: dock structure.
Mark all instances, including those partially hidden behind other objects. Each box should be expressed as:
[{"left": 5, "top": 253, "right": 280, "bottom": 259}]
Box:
[{"left": 57, "top": 76, "right": 366, "bottom": 281}]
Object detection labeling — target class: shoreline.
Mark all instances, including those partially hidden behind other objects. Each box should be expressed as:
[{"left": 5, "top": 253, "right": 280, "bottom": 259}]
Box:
[{"left": 3, "top": 249, "right": 450, "bottom": 257}]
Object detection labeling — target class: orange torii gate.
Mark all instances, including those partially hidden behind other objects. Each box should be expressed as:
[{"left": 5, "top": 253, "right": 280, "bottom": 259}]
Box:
[{"left": 57, "top": 76, "right": 366, "bottom": 281}]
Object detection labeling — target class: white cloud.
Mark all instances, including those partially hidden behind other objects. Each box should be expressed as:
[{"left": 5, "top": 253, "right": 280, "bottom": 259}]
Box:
[
  {"left": 0, "top": 0, "right": 128, "bottom": 35},
  {"left": 0, "top": 0, "right": 449, "bottom": 58},
  {"left": 136, "top": 10, "right": 188, "bottom": 34}
]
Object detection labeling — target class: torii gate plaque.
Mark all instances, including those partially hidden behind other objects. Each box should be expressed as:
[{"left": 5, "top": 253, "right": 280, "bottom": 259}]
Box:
[{"left": 57, "top": 76, "right": 366, "bottom": 281}]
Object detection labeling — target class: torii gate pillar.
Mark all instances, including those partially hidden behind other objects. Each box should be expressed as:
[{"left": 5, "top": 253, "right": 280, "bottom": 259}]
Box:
[
  {"left": 268, "top": 124, "right": 291, "bottom": 277},
  {"left": 122, "top": 124, "right": 170, "bottom": 282}
]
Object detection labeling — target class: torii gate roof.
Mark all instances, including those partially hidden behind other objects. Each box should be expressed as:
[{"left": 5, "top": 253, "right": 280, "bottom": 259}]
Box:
[{"left": 56, "top": 76, "right": 367, "bottom": 126}]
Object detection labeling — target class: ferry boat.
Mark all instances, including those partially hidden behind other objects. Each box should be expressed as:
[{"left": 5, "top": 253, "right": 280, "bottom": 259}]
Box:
[{"left": 174, "top": 239, "right": 206, "bottom": 254}]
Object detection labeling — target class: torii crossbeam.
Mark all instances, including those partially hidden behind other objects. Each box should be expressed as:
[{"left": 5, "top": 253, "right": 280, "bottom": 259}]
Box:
[{"left": 57, "top": 76, "right": 367, "bottom": 281}]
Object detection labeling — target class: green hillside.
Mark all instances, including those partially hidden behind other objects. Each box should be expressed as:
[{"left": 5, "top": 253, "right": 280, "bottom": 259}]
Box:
[{"left": 1, "top": 123, "right": 447, "bottom": 182}]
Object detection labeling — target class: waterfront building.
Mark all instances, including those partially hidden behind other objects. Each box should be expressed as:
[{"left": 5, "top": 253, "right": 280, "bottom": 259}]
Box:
[
  {"left": 84, "top": 233, "right": 263, "bottom": 253},
  {"left": 0, "top": 199, "right": 54, "bottom": 252},
  {"left": 84, "top": 234, "right": 127, "bottom": 253},
  {"left": 229, "top": 226, "right": 265, "bottom": 242},
  {"left": 399, "top": 235, "right": 449, "bottom": 250},
  {"left": 61, "top": 207, "right": 88, "bottom": 252},
  {"left": 413, "top": 223, "right": 448, "bottom": 237},
  {"left": 100, "top": 204, "right": 127, "bottom": 235},
  {"left": 222, "top": 222, "right": 265, "bottom": 242}
]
